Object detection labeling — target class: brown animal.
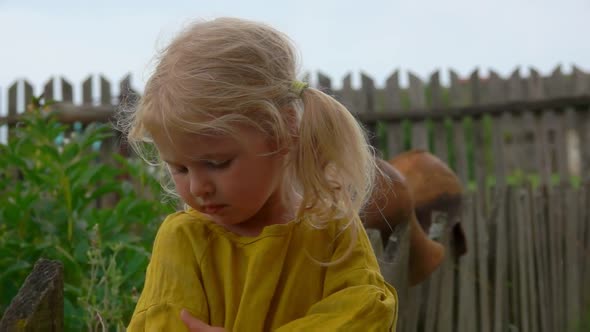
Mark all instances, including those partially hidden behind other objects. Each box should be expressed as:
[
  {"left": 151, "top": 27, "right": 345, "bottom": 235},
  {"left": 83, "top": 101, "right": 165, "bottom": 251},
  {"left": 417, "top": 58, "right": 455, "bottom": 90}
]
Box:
[{"left": 363, "top": 150, "right": 466, "bottom": 286}]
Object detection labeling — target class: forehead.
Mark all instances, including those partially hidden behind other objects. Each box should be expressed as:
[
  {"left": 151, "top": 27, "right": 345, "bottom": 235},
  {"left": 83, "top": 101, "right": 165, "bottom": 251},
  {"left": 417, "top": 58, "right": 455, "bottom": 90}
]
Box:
[{"left": 152, "top": 125, "right": 269, "bottom": 162}]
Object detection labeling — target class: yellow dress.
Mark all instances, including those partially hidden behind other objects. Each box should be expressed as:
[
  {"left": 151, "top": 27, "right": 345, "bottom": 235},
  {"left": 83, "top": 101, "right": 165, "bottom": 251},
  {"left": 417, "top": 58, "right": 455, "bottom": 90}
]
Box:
[{"left": 127, "top": 209, "right": 398, "bottom": 331}]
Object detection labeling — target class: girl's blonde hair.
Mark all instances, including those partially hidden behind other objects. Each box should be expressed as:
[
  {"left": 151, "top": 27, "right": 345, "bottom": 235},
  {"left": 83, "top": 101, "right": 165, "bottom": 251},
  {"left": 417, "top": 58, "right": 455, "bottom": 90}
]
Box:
[{"left": 120, "top": 17, "right": 377, "bottom": 258}]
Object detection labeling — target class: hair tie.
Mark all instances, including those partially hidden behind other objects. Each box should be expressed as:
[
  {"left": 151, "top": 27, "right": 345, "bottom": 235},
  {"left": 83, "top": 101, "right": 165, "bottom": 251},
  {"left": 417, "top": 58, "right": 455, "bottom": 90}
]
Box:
[{"left": 290, "top": 81, "right": 309, "bottom": 97}]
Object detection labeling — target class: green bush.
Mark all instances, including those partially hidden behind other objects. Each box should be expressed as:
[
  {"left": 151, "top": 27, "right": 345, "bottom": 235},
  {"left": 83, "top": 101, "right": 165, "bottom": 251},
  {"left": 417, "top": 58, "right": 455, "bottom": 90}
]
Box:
[{"left": 0, "top": 98, "right": 175, "bottom": 330}]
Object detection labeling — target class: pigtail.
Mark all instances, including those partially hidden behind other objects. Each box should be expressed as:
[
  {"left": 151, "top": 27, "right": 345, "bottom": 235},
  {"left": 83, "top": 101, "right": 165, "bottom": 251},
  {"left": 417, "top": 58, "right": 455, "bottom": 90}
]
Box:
[{"left": 294, "top": 87, "right": 377, "bottom": 264}]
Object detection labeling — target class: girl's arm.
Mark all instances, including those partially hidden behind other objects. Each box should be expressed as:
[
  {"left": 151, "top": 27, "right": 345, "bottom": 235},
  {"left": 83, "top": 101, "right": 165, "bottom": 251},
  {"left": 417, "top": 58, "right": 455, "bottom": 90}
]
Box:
[
  {"left": 127, "top": 214, "right": 209, "bottom": 331},
  {"left": 276, "top": 217, "right": 398, "bottom": 331}
]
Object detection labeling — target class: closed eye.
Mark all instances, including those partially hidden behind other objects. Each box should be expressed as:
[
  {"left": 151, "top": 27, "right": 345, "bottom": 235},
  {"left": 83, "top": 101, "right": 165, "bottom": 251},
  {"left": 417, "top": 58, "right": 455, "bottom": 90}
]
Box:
[
  {"left": 205, "top": 159, "right": 232, "bottom": 169},
  {"left": 168, "top": 164, "right": 188, "bottom": 174}
]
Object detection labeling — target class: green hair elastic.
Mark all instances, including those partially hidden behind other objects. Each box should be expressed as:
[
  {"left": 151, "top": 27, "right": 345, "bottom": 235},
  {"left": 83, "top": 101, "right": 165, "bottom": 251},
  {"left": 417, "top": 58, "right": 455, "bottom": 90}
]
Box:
[{"left": 290, "top": 81, "right": 309, "bottom": 97}]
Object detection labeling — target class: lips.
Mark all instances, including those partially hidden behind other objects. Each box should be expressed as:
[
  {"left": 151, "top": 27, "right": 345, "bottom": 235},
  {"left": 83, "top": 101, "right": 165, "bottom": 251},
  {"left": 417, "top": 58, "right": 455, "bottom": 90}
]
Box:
[{"left": 201, "top": 204, "right": 225, "bottom": 214}]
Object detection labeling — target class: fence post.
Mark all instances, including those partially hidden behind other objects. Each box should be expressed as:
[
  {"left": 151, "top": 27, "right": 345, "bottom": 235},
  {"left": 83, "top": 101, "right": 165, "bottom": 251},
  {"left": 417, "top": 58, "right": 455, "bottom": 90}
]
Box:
[{"left": 0, "top": 259, "right": 64, "bottom": 332}]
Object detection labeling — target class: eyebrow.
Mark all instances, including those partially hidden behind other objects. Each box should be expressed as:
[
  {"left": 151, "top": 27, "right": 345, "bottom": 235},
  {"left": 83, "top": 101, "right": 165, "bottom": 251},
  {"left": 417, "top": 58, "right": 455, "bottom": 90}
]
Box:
[{"left": 162, "top": 153, "right": 234, "bottom": 165}]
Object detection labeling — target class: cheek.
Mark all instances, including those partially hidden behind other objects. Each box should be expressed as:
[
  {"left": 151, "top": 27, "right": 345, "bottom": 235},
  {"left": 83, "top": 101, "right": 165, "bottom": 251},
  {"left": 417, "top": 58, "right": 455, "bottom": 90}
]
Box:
[{"left": 172, "top": 176, "right": 191, "bottom": 199}]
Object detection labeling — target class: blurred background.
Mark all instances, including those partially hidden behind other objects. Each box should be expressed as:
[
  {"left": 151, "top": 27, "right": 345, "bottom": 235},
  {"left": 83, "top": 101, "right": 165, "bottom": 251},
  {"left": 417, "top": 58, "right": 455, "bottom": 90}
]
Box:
[
  {"left": 1, "top": 0, "right": 589, "bottom": 98},
  {"left": 1, "top": 1, "right": 589, "bottom": 331}
]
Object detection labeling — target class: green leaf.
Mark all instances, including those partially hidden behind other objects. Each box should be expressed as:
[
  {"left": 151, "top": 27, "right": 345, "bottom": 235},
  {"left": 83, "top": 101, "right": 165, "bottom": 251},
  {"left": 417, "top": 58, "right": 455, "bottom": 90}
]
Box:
[{"left": 0, "top": 260, "right": 32, "bottom": 281}]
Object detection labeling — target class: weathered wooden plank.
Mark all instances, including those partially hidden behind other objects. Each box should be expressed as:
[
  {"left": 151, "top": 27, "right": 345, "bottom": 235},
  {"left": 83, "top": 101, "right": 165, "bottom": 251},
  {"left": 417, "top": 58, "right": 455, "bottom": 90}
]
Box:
[
  {"left": 448, "top": 71, "right": 470, "bottom": 184},
  {"left": 430, "top": 71, "right": 449, "bottom": 163},
  {"left": 432, "top": 119, "right": 448, "bottom": 164},
  {"left": 384, "top": 70, "right": 403, "bottom": 113},
  {"left": 475, "top": 191, "right": 491, "bottom": 332},
  {"left": 458, "top": 193, "right": 477, "bottom": 332},
  {"left": 61, "top": 77, "right": 73, "bottom": 103},
  {"left": 487, "top": 70, "right": 507, "bottom": 104},
  {"left": 536, "top": 110, "right": 557, "bottom": 185},
  {"left": 360, "top": 73, "right": 378, "bottom": 147},
  {"left": 100, "top": 75, "right": 112, "bottom": 105},
  {"left": 383, "top": 221, "right": 411, "bottom": 290},
  {"left": 527, "top": 68, "right": 545, "bottom": 101},
  {"left": 381, "top": 221, "right": 411, "bottom": 330},
  {"left": 384, "top": 71, "right": 405, "bottom": 158},
  {"left": 339, "top": 73, "right": 358, "bottom": 113},
  {"left": 408, "top": 72, "right": 429, "bottom": 151},
  {"left": 317, "top": 71, "right": 333, "bottom": 96},
  {"left": 581, "top": 185, "right": 590, "bottom": 313},
  {"left": 564, "top": 187, "right": 581, "bottom": 331},
  {"left": 563, "top": 107, "right": 582, "bottom": 181},
  {"left": 472, "top": 114, "right": 487, "bottom": 193},
  {"left": 548, "top": 186, "right": 566, "bottom": 331},
  {"left": 432, "top": 212, "right": 454, "bottom": 332},
  {"left": 23, "top": 80, "right": 33, "bottom": 110},
  {"left": 489, "top": 118, "right": 506, "bottom": 187},
  {"left": 469, "top": 69, "right": 482, "bottom": 106},
  {"left": 520, "top": 110, "right": 538, "bottom": 178},
  {"left": 468, "top": 70, "right": 488, "bottom": 205},
  {"left": 507, "top": 187, "right": 522, "bottom": 328},
  {"left": 572, "top": 65, "right": 590, "bottom": 96},
  {"left": 552, "top": 109, "right": 570, "bottom": 185},
  {"left": 423, "top": 266, "right": 442, "bottom": 332},
  {"left": 545, "top": 65, "right": 568, "bottom": 98},
  {"left": 582, "top": 108, "right": 590, "bottom": 183},
  {"left": 524, "top": 186, "right": 540, "bottom": 332},
  {"left": 367, "top": 228, "right": 384, "bottom": 258},
  {"left": 386, "top": 122, "right": 405, "bottom": 160},
  {"left": 504, "top": 69, "right": 538, "bottom": 182},
  {"left": 82, "top": 75, "right": 92, "bottom": 105},
  {"left": 407, "top": 72, "right": 425, "bottom": 108},
  {"left": 506, "top": 67, "right": 525, "bottom": 102},
  {"left": 540, "top": 109, "right": 569, "bottom": 185},
  {"left": 486, "top": 71, "right": 506, "bottom": 187},
  {"left": 0, "top": 259, "right": 64, "bottom": 331},
  {"left": 403, "top": 285, "right": 421, "bottom": 332},
  {"left": 43, "top": 78, "right": 54, "bottom": 102},
  {"left": 502, "top": 69, "right": 524, "bottom": 177},
  {"left": 429, "top": 70, "right": 443, "bottom": 107},
  {"left": 6, "top": 80, "right": 19, "bottom": 159},
  {"left": 515, "top": 188, "right": 531, "bottom": 332},
  {"left": 360, "top": 73, "right": 375, "bottom": 115},
  {"left": 453, "top": 118, "right": 469, "bottom": 185},
  {"left": 492, "top": 187, "right": 508, "bottom": 332},
  {"left": 449, "top": 70, "right": 469, "bottom": 108},
  {"left": 411, "top": 121, "right": 428, "bottom": 151},
  {"left": 487, "top": 118, "right": 505, "bottom": 189},
  {"left": 8, "top": 81, "right": 18, "bottom": 117},
  {"left": 532, "top": 188, "right": 551, "bottom": 332}
]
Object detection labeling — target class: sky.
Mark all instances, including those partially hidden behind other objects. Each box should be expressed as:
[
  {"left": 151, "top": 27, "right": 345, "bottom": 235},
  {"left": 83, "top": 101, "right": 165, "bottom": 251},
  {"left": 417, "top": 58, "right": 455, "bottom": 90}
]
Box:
[{"left": 0, "top": 0, "right": 589, "bottom": 115}]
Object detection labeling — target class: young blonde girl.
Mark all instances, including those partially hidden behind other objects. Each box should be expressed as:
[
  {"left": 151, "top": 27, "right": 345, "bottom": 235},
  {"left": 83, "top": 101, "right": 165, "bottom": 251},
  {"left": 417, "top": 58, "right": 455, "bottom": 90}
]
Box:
[{"left": 123, "top": 17, "right": 397, "bottom": 331}]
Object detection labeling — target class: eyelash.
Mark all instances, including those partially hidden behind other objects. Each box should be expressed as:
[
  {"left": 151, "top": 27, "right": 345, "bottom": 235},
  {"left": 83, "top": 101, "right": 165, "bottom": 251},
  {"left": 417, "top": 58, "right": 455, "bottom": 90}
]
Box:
[
  {"left": 169, "top": 159, "right": 232, "bottom": 174},
  {"left": 170, "top": 166, "right": 188, "bottom": 174},
  {"left": 206, "top": 159, "right": 232, "bottom": 169}
]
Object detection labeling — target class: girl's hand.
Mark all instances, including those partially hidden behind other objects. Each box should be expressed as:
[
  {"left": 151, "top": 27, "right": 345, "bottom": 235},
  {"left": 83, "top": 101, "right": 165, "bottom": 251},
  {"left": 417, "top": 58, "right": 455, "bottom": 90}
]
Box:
[{"left": 180, "top": 309, "right": 227, "bottom": 332}]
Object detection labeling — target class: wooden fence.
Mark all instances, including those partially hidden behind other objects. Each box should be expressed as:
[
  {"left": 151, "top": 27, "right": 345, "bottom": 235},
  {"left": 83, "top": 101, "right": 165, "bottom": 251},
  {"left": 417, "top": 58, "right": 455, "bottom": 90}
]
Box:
[
  {"left": 369, "top": 183, "right": 590, "bottom": 332},
  {"left": 1, "top": 66, "right": 589, "bottom": 330},
  {"left": 2, "top": 65, "right": 589, "bottom": 189}
]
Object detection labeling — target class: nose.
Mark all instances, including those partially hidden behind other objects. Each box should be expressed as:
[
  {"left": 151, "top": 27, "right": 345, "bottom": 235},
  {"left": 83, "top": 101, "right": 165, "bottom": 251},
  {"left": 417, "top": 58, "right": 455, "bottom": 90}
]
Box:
[{"left": 189, "top": 172, "right": 214, "bottom": 198}]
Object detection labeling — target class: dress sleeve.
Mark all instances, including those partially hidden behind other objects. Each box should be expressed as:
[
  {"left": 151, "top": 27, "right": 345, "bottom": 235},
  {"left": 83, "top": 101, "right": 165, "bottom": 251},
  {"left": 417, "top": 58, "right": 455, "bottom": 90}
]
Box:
[
  {"left": 127, "top": 214, "right": 209, "bottom": 331},
  {"left": 276, "top": 218, "right": 398, "bottom": 331}
]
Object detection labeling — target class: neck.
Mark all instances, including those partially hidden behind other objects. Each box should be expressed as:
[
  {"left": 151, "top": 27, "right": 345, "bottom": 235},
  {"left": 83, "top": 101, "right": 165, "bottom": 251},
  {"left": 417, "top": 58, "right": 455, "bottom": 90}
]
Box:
[{"left": 223, "top": 190, "right": 300, "bottom": 237}]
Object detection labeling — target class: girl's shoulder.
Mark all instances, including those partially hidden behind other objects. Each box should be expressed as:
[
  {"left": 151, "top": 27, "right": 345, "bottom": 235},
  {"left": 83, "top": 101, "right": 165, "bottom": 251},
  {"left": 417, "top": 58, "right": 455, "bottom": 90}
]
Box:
[
  {"left": 159, "top": 208, "right": 213, "bottom": 233},
  {"left": 153, "top": 209, "right": 217, "bottom": 255}
]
